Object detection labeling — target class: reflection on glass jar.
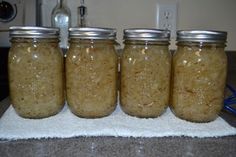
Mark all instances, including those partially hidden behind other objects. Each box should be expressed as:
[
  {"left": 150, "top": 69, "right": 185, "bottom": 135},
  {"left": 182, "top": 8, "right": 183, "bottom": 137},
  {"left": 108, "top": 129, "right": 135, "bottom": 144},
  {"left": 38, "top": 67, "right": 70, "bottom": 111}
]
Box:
[
  {"left": 8, "top": 27, "right": 65, "bottom": 119},
  {"left": 66, "top": 27, "right": 118, "bottom": 118},
  {"left": 171, "top": 30, "right": 227, "bottom": 122},
  {"left": 121, "top": 29, "right": 171, "bottom": 118}
]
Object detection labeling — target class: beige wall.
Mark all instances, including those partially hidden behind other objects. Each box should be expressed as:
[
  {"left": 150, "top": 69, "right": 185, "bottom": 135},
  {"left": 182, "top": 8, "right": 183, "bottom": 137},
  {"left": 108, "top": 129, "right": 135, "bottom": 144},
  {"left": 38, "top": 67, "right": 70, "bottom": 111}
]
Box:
[
  {"left": 42, "top": 0, "right": 236, "bottom": 50},
  {"left": 178, "top": 0, "right": 236, "bottom": 50}
]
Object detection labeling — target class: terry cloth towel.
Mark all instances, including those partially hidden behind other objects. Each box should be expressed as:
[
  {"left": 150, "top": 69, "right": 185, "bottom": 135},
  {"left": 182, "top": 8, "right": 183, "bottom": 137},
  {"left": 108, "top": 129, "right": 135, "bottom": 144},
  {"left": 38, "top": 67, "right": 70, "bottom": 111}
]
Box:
[{"left": 0, "top": 104, "right": 236, "bottom": 140}]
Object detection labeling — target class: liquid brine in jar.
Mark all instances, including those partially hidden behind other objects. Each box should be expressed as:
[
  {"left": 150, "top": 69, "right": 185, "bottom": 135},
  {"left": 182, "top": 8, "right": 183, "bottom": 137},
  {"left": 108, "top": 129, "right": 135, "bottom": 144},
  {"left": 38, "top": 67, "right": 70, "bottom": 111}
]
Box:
[
  {"left": 8, "top": 27, "right": 65, "bottom": 119},
  {"left": 171, "top": 30, "right": 227, "bottom": 122},
  {"left": 121, "top": 29, "right": 171, "bottom": 118},
  {"left": 66, "top": 27, "right": 118, "bottom": 118}
]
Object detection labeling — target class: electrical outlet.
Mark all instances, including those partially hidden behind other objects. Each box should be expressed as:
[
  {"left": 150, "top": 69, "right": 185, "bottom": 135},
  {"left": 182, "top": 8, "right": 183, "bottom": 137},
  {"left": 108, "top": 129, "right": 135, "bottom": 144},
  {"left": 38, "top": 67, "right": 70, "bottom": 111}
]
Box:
[{"left": 157, "top": 3, "right": 177, "bottom": 38}]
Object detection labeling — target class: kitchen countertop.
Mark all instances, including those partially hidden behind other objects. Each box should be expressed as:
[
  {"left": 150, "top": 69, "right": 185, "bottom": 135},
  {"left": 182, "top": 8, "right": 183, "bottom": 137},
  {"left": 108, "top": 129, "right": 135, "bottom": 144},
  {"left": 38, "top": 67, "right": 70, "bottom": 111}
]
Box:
[
  {"left": 0, "top": 52, "right": 236, "bottom": 157},
  {"left": 0, "top": 135, "right": 236, "bottom": 157},
  {"left": 0, "top": 91, "right": 235, "bottom": 156}
]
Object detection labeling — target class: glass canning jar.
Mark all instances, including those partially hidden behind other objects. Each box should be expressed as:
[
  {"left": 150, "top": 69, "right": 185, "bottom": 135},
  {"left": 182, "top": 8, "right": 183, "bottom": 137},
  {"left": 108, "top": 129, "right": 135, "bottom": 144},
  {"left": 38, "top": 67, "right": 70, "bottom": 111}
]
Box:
[
  {"left": 66, "top": 27, "right": 118, "bottom": 118},
  {"left": 8, "top": 26, "right": 65, "bottom": 119},
  {"left": 171, "top": 30, "right": 227, "bottom": 122},
  {"left": 121, "top": 28, "right": 171, "bottom": 118}
]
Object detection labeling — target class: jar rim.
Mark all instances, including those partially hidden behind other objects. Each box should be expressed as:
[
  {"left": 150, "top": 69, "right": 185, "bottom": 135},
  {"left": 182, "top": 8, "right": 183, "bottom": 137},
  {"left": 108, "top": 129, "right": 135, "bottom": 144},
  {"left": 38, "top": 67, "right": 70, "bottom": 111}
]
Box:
[
  {"left": 69, "top": 27, "right": 116, "bottom": 40},
  {"left": 123, "top": 28, "right": 170, "bottom": 41},
  {"left": 176, "top": 30, "right": 227, "bottom": 43},
  {"left": 9, "top": 26, "right": 60, "bottom": 38}
]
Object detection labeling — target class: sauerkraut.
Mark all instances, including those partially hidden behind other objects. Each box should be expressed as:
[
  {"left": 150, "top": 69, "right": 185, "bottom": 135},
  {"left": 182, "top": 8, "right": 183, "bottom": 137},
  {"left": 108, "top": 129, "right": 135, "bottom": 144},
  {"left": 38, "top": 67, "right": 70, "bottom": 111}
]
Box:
[
  {"left": 171, "top": 44, "right": 227, "bottom": 122},
  {"left": 8, "top": 38, "right": 65, "bottom": 118},
  {"left": 121, "top": 42, "right": 171, "bottom": 118},
  {"left": 66, "top": 40, "right": 117, "bottom": 118}
]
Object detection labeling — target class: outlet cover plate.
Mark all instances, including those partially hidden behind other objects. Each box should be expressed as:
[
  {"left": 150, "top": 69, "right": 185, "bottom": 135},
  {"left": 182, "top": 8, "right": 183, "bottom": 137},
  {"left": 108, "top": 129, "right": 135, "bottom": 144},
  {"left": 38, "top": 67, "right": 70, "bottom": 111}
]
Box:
[{"left": 157, "top": 3, "right": 177, "bottom": 38}]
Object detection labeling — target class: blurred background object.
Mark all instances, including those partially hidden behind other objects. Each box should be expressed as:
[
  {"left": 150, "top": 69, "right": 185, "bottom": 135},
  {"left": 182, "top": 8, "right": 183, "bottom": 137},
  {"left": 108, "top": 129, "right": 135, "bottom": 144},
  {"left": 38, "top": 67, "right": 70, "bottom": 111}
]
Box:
[
  {"left": 77, "top": 0, "right": 87, "bottom": 27},
  {"left": 51, "top": 0, "right": 71, "bottom": 49}
]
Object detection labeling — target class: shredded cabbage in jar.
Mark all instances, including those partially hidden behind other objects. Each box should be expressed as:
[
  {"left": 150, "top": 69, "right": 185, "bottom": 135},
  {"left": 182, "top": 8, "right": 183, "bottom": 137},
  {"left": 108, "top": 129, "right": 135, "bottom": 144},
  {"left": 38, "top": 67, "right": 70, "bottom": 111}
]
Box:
[
  {"left": 171, "top": 44, "right": 227, "bottom": 122},
  {"left": 8, "top": 39, "right": 65, "bottom": 118},
  {"left": 66, "top": 41, "right": 117, "bottom": 118},
  {"left": 121, "top": 43, "right": 171, "bottom": 118}
]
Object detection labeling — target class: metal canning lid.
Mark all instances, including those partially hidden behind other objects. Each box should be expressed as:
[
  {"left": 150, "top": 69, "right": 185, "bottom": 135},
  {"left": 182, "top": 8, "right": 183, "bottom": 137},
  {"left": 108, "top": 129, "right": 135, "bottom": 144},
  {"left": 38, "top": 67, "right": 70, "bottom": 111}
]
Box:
[
  {"left": 177, "top": 30, "right": 227, "bottom": 43},
  {"left": 69, "top": 27, "right": 116, "bottom": 40},
  {"left": 123, "top": 28, "right": 170, "bottom": 41},
  {"left": 9, "top": 26, "right": 60, "bottom": 38}
]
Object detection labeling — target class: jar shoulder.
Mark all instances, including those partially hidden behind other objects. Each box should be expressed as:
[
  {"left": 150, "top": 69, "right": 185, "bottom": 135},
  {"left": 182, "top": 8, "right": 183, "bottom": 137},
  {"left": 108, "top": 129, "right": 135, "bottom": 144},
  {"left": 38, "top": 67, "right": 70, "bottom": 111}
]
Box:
[{"left": 9, "top": 42, "right": 63, "bottom": 64}]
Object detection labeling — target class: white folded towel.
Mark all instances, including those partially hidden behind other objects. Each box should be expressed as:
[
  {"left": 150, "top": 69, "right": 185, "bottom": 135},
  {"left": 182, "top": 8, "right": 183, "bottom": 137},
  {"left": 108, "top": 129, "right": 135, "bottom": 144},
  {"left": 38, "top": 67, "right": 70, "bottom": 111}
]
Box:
[{"left": 0, "top": 103, "right": 235, "bottom": 140}]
